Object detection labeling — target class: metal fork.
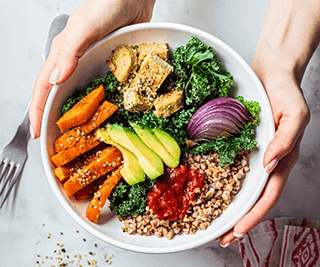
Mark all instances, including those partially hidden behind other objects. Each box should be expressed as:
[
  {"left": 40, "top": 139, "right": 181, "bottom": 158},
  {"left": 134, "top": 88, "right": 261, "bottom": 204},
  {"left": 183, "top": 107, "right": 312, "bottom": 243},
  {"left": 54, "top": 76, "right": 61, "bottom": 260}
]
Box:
[
  {"left": 0, "top": 14, "right": 69, "bottom": 209},
  {"left": 0, "top": 105, "right": 30, "bottom": 208}
]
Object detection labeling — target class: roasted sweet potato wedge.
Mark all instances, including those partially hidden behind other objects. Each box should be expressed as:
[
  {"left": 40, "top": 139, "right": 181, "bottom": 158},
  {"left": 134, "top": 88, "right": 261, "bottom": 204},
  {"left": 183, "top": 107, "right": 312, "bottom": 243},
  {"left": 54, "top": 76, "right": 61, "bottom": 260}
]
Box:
[
  {"left": 86, "top": 165, "right": 123, "bottom": 223},
  {"left": 73, "top": 175, "right": 107, "bottom": 201},
  {"left": 63, "top": 146, "right": 122, "bottom": 197},
  {"left": 51, "top": 132, "right": 101, "bottom": 167},
  {"left": 53, "top": 143, "right": 107, "bottom": 182},
  {"left": 54, "top": 100, "right": 118, "bottom": 153},
  {"left": 56, "top": 85, "right": 105, "bottom": 133}
]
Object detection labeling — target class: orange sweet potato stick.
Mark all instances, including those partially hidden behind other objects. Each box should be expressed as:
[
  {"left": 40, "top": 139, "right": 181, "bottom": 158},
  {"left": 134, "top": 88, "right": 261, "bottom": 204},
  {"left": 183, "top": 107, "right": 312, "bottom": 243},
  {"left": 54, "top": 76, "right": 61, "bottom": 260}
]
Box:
[
  {"left": 51, "top": 132, "right": 101, "bottom": 167},
  {"left": 53, "top": 143, "right": 107, "bottom": 182},
  {"left": 63, "top": 146, "right": 123, "bottom": 197},
  {"left": 73, "top": 175, "right": 107, "bottom": 201},
  {"left": 86, "top": 165, "right": 123, "bottom": 223},
  {"left": 56, "top": 84, "right": 105, "bottom": 133},
  {"left": 54, "top": 100, "right": 118, "bottom": 153}
]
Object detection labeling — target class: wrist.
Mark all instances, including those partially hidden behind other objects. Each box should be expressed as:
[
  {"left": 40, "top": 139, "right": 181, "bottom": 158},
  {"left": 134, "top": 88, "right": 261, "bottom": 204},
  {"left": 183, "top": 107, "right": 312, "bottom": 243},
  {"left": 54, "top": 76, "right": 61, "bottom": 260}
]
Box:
[
  {"left": 251, "top": 47, "right": 300, "bottom": 86},
  {"left": 252, "top": 0, "right": 320, "bottom": 84},
  {"left": 127, "top": 0, "right": 156, "bottom": 24}
]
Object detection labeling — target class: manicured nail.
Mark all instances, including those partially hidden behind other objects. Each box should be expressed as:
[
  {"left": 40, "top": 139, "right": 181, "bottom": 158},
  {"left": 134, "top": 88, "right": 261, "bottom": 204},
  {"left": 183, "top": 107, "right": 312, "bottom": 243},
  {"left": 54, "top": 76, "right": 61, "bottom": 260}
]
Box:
[
  {"left": 265, "top": 158, "right": 279, "bottom": 174},
  {"left": 220, "top": 242, "right": 230, "bottom": 248},
  {"left": 233, "top": 233, "right": 244, "bottom": 238},
  {"left": 30, "top": 125, "right": 35, "bottom": 139},
  {"left": 49, "top": 66, "right": 61, "bottom": 84}
]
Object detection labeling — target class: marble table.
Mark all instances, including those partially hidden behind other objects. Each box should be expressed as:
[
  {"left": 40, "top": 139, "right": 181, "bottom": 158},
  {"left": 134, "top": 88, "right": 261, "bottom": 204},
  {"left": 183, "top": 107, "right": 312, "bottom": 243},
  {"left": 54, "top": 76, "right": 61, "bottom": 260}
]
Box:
[{"left": 1, "top": 0, "right": 319, "bottom": 266}]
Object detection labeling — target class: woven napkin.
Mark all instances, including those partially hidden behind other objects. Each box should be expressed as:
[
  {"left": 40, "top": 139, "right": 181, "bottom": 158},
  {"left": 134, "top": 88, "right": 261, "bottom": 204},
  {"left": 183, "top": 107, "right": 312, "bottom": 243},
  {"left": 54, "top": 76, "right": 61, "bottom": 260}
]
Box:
[{"left": 238, "top": 217, "right": 320, "bottom": 267}]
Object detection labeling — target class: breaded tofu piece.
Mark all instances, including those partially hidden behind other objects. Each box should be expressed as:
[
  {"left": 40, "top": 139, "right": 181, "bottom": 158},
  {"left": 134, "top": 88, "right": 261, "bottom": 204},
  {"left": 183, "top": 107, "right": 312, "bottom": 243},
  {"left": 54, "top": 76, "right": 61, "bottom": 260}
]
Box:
[
  {"left": 124, "top": 52, "right": 174, "bottom": 112},
  {"left": 154, "top": 90, "right": 184, "bottom": 118},
  {"left": 138, "top": 42, "right": 169, "bottom": 61},
  {"left": 123, "top": 88, "right": 153, "bottom": 112},
  {"left": 135, "top": 52, "right": 173, "bottom": 92},
  {"left": 107, "top": 45, "right": 137, "bottom": 83}
]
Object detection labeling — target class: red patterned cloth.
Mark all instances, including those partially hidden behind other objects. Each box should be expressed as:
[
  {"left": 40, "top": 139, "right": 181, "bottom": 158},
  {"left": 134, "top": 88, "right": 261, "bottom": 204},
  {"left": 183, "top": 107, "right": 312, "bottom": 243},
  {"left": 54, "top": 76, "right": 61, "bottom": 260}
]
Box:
[{"left": 238, "top": 217, "right": 320, "bottom": 267}]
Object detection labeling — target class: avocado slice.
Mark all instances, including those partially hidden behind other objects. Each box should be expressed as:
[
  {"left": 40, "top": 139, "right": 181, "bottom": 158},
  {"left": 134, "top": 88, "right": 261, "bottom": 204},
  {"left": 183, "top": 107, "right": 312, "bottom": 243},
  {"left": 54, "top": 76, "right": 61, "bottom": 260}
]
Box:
[
  {"left": 95, "top": 128, "right": 146, "bottom": 185},
  {"left": 108, "top": 124, "right": 164, "bottom": 180},
  {"left": 152, "top": 128, "right": 181, "bottom": 165},
  {"left": 130, "top": 122, "right": 179, "bottom": 168}
]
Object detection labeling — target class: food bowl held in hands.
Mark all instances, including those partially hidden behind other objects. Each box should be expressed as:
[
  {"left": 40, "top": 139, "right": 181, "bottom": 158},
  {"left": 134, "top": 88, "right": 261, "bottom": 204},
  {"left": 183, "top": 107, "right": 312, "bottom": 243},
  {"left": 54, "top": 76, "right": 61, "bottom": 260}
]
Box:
[{"left": 40, "top": 22, "right": 274, "bottom": 254}]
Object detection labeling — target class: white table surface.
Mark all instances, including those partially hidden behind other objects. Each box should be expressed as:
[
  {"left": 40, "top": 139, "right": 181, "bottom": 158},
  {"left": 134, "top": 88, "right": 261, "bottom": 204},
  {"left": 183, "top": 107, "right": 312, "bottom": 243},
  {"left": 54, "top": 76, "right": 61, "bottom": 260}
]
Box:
[{"left": 1, "top": 0, "right": 320, "bottom": 266}]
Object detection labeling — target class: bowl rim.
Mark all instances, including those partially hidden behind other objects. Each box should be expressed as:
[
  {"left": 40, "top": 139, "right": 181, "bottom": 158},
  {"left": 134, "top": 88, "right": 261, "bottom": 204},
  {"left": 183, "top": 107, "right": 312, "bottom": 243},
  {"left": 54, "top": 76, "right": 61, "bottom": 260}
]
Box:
[{"left": 40, "top": 21, "right": 273, "bottom": 254}]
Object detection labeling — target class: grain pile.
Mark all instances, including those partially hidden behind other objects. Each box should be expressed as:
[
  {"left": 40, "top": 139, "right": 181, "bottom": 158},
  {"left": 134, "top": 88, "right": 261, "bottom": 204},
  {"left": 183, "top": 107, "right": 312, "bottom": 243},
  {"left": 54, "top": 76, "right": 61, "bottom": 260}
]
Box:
[{"left": 121, "top": 150, "right": 250, "bottom": 239}]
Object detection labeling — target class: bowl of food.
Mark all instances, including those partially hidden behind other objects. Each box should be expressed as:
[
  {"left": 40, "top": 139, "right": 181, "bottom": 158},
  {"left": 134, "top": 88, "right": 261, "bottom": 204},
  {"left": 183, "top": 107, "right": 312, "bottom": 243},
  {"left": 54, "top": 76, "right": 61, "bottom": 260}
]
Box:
[{"left": 41, "top": 22, "right": 274, "bottom": 253}]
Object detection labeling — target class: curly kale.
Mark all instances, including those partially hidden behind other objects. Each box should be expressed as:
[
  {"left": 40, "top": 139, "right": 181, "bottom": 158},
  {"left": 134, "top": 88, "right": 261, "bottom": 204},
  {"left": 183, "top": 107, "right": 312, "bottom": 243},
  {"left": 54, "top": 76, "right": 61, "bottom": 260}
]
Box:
[
  {"left": 109, "top": 177, "right": 156, "bottom": 218},
  {"left": 61, "top": 71, "right": 119, "bottom": 115},
  {"left": 170, "top": 36, "right": 235, "bottom": 108}
]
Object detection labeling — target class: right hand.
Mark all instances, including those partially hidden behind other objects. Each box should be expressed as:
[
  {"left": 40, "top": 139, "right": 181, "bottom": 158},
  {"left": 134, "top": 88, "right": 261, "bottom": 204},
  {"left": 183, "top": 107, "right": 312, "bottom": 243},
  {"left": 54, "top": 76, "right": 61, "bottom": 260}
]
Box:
[
  {"left": 29, "top": 0, "right": 155, "bottom": 139},
  {"left": 219, "top": 68, "right": 310, "bottom": 246}
]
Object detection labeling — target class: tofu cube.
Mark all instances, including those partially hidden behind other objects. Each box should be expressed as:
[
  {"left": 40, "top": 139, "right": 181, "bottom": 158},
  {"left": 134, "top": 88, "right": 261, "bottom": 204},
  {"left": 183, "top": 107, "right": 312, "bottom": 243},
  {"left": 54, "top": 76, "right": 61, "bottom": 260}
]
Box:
[
  {"left": 138, "top": 42, "right": 169, "bottom": 62},
  {"left": 154, "top": 90, "right": 184, "bottom": 118},
  {"left": 124, "top": 89, "right": 153, "bottom": 112},
  {"left": 131, "top": 52, "right": 173, "bottom": 93}
]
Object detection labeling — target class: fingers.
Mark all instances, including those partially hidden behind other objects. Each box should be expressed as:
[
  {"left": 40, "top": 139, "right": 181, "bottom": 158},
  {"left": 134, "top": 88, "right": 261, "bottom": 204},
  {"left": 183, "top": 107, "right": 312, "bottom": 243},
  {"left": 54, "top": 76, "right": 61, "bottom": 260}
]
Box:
[
  {"left": 219, "top": 162, "right": 288, "bottom": 246},
  {"left": 263, "top": 104, "right": 309, "bottom": 171},
  {"left": 258, "top": 71, "right": 310, "bottom": 170},
  {"left": 54, "top": 18, "right": 100, "bottom": 84},
  {"left": 29, "top": 32, "right": 66, "bottom": 139},
  {"left": 219, "top": 135, "right": 302, "bottom": 247},
  {"left": 219, "top": 229, "right": 234, "bottom": 248},
  {"left": 29, "top": 23, "right": 98, "bottom": 138}
]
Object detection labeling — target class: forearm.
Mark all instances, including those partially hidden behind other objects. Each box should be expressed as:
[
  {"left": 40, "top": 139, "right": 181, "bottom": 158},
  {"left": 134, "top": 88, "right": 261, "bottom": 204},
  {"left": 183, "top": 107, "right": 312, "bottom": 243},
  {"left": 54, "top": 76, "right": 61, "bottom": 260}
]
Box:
[{"left": 252, "top": 0, "right": 320, "bottom": 84}]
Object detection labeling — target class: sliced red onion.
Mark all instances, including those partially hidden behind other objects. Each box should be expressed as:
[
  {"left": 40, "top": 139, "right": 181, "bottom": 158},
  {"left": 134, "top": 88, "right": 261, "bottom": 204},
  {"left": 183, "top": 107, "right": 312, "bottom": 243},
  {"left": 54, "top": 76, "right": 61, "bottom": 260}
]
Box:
[
  {"left": 189, "top": 118, "right": 240, "bottom": 139},
  {"left": 192, "top": 128, "right": 231, "bottom": 141},
  {"left": 188, "top": 110, "right": 243, "bottom": 135},
  {"left": 191, "top": 97, "right": 247, "bottom": 117},
  {"left": 186, "top": 97, "right": 251, "bottom": 145}
]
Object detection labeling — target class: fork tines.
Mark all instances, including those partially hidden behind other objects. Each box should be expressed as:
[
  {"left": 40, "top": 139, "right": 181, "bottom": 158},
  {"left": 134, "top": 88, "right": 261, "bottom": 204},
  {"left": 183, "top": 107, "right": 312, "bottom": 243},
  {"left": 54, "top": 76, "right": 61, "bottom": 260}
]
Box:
[{"left": 0, "top": 157, "right": 24, "bottom": 208}]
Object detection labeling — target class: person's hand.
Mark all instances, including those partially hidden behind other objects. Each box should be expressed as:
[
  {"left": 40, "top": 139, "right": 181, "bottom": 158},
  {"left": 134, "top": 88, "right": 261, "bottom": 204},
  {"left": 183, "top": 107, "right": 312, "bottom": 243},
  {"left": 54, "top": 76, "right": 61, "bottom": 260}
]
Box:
[
  {"left": 219, "top": 69, "right": 310, "bottom": 247},
  {"left": 217, "top": 0, "right": 320, "bottom": 247},
  {"left": 29, "top": 0, "right": 155, "bottom": 139}
]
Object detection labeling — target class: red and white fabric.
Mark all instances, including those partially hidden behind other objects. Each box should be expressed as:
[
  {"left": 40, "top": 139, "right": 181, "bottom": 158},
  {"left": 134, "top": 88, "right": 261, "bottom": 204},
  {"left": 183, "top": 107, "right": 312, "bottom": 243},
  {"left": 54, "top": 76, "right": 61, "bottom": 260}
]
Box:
[{"left": 238, "top": 217, "right": 320, "bottom": 267}]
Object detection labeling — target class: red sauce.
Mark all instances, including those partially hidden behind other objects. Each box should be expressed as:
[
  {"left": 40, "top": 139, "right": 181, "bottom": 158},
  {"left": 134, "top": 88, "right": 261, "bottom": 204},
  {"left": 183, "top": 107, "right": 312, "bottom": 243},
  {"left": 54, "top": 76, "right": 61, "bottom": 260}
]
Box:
[{"left": 147, "top": 165, "right": 205, "bottom": 221}]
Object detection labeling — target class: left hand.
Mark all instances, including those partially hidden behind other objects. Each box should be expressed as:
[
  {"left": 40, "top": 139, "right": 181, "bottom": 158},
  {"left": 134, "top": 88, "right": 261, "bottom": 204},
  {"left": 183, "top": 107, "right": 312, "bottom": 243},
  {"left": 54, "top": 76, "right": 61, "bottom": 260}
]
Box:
[{"left": 29, "top": 0, "right": 155, "bottom": 139}]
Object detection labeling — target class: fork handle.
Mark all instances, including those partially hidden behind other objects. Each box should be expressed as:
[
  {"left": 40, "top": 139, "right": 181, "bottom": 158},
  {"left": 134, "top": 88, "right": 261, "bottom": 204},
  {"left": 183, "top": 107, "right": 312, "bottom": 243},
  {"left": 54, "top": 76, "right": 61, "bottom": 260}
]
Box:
[{"left": 14, "top": 100, "right": 31, "bottom": 145}]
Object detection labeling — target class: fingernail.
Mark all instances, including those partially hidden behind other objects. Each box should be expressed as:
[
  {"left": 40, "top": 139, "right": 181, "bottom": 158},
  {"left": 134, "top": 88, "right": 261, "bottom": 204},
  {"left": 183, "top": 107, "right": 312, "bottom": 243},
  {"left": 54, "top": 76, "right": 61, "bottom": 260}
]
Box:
[
  {"left": 220, "top": 242, "right": 230, "bottom": 248},
  {"left": 265, "top": 158, "right": 279, "bottom": 174},
  {"left": 30, "top": 125, "right": 35, "bottom": 139},
  {"left": 49, "top": 66, "right": 61, "bottom": 84},
  {"left": 233, "top": 233, "right": 244, "bottom": 238}
]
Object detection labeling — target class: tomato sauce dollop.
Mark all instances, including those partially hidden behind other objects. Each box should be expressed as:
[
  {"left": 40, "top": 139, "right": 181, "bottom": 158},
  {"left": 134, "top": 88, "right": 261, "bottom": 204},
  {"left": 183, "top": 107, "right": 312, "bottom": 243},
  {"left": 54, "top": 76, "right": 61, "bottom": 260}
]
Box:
[{"left": 147, "top": 165, "right": 205, "bottom": 221}]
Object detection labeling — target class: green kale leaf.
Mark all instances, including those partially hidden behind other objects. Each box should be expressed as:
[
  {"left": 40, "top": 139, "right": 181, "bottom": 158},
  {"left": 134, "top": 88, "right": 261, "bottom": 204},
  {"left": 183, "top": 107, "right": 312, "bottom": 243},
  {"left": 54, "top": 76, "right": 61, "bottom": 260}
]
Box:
[
  {"left": 109, "top": 177, "right": 156, "bottom": 218},
  {"left": 171, "top": 36, "right": 235, "bottom": 108},
  {"left": 61, "top": 72, "right": 119, "bottom": 115}
]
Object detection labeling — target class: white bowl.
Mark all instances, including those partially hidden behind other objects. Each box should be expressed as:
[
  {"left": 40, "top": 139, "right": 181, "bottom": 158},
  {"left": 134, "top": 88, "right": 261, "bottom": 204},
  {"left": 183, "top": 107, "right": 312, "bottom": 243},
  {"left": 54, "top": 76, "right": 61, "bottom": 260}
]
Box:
[{"left": 41, "top": 22, "right": 274, "bottom": 253}]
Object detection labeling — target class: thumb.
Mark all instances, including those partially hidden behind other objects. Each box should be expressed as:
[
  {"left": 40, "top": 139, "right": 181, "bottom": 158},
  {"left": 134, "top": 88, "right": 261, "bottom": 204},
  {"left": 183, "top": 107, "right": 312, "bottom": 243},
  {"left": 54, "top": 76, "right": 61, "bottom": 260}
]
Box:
[
  {"left": 50, "top": 38, "right": 92, "bottom": 85},
  {"left": 50, "top": 24, "right": 100, "bottom": 85},
  {"left": 264, "top": 108, "right": 309, "bottom": 173}
]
